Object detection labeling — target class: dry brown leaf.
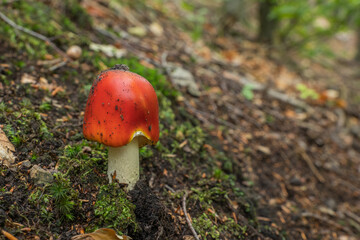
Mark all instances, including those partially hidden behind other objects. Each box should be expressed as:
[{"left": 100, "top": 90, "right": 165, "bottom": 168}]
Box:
[
  {"left": 220, "top": 50, "right": 243, "bottom": 65},
  {"left": 256, "top": 145, "right": 271, "bottom": 155},
  {"left": 20, "top": 227, "right": 31, "bottom": 232},
  {"left": 71, "top": 228, "right": 130, "bottom": 240},
  {"left": 81, "top": 1, "right": 111, "bottom": 18},
  {"left": 335, "top": 99, "right": 347, "bottom": 108},
  {"left": 38, "top": 77, "right": 54, "bottom": 91},
  {"left": 275, "top": 66, "right": 299, "bottom": 90},
  {"left": 205, "top": 87, "right": 222, "bottom": 94},
  {"left": 51, "top": 86, "right": 65, "bottom": 96},
  {"left": 0, "top": 128, "right": 16, "bottom": 166},
  {"left": 139, "top": 60, "right": 155, "bottom": 69},
  {"left": 20, "top": 73, "right": 36, "bottom": 84},
  {"left": 194, "top": 45, "right": 212, "bottom": 62},
  {"left": 149, "top": 22, "right": 163, "bottom": 36},
  {"left": 89, "top": 43, "right": 127, "bottom": 58}
]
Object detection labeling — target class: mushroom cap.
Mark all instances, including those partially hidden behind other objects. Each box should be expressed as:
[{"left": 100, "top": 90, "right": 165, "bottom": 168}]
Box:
[{"left": 83, "top": 66, "right": 159, "bottom": 147}]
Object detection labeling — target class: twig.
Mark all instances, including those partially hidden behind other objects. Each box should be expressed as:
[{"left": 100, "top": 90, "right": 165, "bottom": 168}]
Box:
[
  {"left": 164, "top": 184, "right": 175, "bottom": 193},
  {"left": 225, "top": 103, "right": 262, "bottom": 128},
  {"left": 301, "top": 212, "right": 352, "bottom": 234},
  {"left": 37, "top": 58, "right": 63, "bottom": 66},
  {"left": 49, "top": 60, "right": 68, "bottom": 71},
  {"left": 223, "top": 71, "right": 311, "bottom": 111},
  {"left": 344, "top": 210, "right": 360, "bottom": 225},
  {"left": 225, "top": 196, "right": 267, "bottom": 239},
  {"left": 15, "top": 207, "right": 30, "bottom": 227},
  {"left": 155, "top": 226, "right": 164, "bottom": 240},
  {"left": 184, "top": 101, "right": 240, "bottom": 130},
  {"left": 296, "top": 144, "right": 325, "bottom": 183},
  {"left": 182, "top": 191, "right": 200, "bottom": 240},
  {"left": 1, "top": 229, "right": 18, "bottom": 240},
  {"left": 0, "top": 11, "right": 68, "bottom": 59}
]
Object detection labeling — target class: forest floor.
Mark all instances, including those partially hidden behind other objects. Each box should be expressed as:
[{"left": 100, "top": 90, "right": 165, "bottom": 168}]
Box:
[{"left": 0, "top": 1, "right": 360, "bottom": 240}]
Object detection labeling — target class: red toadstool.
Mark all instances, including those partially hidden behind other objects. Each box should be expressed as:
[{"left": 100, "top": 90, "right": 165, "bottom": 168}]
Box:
[{"left": 83, "top": 64, "right": 159, "bottom": 189}]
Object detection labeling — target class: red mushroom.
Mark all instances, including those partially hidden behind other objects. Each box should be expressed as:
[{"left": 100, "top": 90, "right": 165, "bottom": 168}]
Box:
[{"left": 83, "top": 64, "right": 159, "bottom": 189}]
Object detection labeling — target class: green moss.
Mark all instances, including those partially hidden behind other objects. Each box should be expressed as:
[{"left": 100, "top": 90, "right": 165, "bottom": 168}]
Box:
[
  {"left": 64, "top": 0, "right": 93, "bottom": 30},
  {"left": 3, "top": 124, "right": 22, "bottom": 147},
  {"left": 49, "top": 173, "right": 78, "bottom": 221},
  {"left": 0, "top": 0, "right": 88, "bottom": 57},
  {"left": 93, "top": 184, "right": 138, "bottom": 234},
  {"left": 174, "top": 122, "right": 206, "bottom": 152},
  {"left": 1, "top": 102, "right": 53, "bottom": 147},
  {"left": 159, "top": 97, "right": 176, "bottom": 125},
  {"left": 0, "top": 102, "right": 8, "bottom": 114},
  {"left": 39, "top": 101, "right": 52, "bottom": 112},
  {"left": 140, "top": 146, "right": 154, "bottom": 158},
  {"left": 191, "top": 186, "right": 227, "bottom": 209},
  {"left": 193, "top": 213, "right": 220, "bottom": 240},
  {"left": 193, "top": 213, "right": 247, "bottom": 240},
  {"left": 59, "top": 141, "right": 107, "bottom": 183},
  {"left": 0, "top": 1, "right": 57, "bottom": 56},
  {"left": 28, "top": 173, "right": 78, "bottom": 223},
  {"left": 220, "top": 218, "right": 247, "bottom": 239}
]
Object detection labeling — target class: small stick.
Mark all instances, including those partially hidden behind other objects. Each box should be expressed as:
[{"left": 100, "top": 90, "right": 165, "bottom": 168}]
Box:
[
  {"left": 0, "top": 11, "right": 68, "bottom": 59},
  {"left": 182, "top": 191, "right": 200, "bottom": 240},
  {"left": 301, "top": 212, "right": 352, "bottom": 234},
  {"left": 296, "top": 144, "right": 325, "bottom": 183},
  {"left": 164, "top": 184, "right": 175, "bottom": 193},
  {"left": 344, "top": 210, "right": 360, "bottom": 225},
  {"left": 49, "top": 60, "right": 68, "bottom": 71},
  {"left": 184, "top": 101, "right": 240, "bottom": 130}
]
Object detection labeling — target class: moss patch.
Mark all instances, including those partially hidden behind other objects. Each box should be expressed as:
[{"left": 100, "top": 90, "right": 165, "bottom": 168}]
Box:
[{"left": 93, "top": 184, "right": 138, "bottom": 234}]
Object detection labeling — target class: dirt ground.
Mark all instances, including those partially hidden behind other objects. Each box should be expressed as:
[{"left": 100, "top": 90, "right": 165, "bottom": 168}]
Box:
[{"left": 0, "top": 1, "right": 360, "bottom": 240}]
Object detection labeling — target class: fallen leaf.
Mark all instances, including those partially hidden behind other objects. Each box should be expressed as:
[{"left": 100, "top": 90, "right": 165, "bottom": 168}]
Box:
[
  {"left": 0, "top": 128, "right": 16, "bottom": 166},
  {"left": 36, "top": 77, "right": 56, "bottom": 91},
  {"left": 71, "top": 228, "right": 131, "bottom": 240},
  {"left": 20, "top": 227, "right": 31, "bottom": 232},
  {"left": 205, "top": 86, "right": 222, "bottom": 94},
  {"left": 220, "top": 49, "right": 243, "bottom": 65},
  {"left": 139, "top": 60, "right": 155, "bottom": 69},
  {"left": 0, "top": 63, "right": 10, "bottom": 68},
  {"left": 149, "top": 22, "right": 163, "bottom": 36},
  {"left": 194, "top": 45, "right": 212, "bottom": 62},
  {"left": 128, "top": 26, "right": 147, "bottom": 37},
  {"left": 21, "top": 73, "right": 36, "bottom": 84},
  {"left": 81, "top": 1, "right": 110, "bottom": 18},
  {"left": 90, "top": 43, "right": 127, "bottom": 58},
  {"left": 256, "top": 145, "right": 271, "bottom": 155},
  {"left": 51, "top": 86, "right": 65, "bottom": 96},
  {"left": 335, "top": 99, "right": 347, "bottom": 108},
  {"left": 183, "top": 235, "right": 195, "bottom": 240}
]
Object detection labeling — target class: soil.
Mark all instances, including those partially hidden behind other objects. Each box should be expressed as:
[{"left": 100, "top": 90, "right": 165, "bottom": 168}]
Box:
[{"left": 1, "top": 1, "right": 360, "bottom": 240}]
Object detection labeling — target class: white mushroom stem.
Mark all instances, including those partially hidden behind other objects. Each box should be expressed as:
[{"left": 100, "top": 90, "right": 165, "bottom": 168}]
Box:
[{"left": 107, "top": 137, "right": 139, "bottom": 190}]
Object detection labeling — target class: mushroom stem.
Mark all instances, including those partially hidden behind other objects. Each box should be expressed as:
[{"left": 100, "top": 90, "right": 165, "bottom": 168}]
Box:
[{"left": 107, "top": 137, "right": 139, "bottom": 190}]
